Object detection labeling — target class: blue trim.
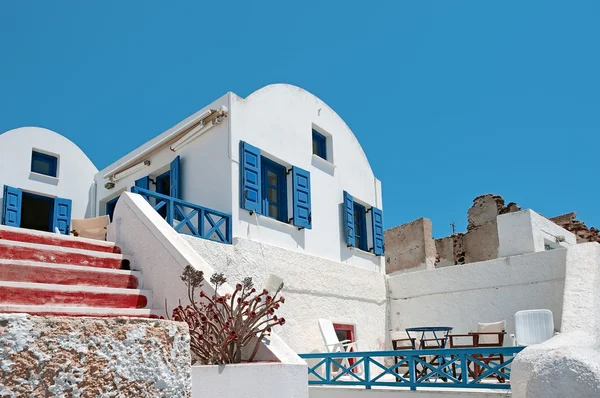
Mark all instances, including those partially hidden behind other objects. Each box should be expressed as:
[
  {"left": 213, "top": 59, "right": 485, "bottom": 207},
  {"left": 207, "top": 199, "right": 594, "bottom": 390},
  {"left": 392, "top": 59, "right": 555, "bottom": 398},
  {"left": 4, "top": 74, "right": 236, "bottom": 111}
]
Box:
[
  {"left": 343, "top": 191, "right": 355, "bottom": 246},
  {"left": 131, "top": 186, "right": 232, "bottom": 244},
  {"left": 106, "top": 197, "right": 119, "bottom": 222},
  {"left": 299, "top": 347, "right": 525, "bottom": 391},
  {"left": 170, "top": 156, "right": 181, "bottom": 199},
  {"left": 261, "top": 157, "right": 287, "bottom": 222},
  {"left": 240, "top": 141, "right": 262, "bottom": 214},
  {"left": 2, "top": 185, "right": 22, "bottom": 227},
  {"left": 31, "top": 151, "right": 58, "bottom": 177},
  {"left": 312, "top": 129, "right": 327, "bottom": 160},
  {"left": 354, "top": 202, "right": 367, "bottom": 251},
  {"left": 52, "top": 197, "right": 72, "bottom": 235},
  {"left": 371, "top": 207, "right": 384, "bottom": 255},
  {"left": 291, "top": 166, "right": 311, "bottom": 229},
  {"left": 156, "top": 170, "right": 170, "bottom": 195}
]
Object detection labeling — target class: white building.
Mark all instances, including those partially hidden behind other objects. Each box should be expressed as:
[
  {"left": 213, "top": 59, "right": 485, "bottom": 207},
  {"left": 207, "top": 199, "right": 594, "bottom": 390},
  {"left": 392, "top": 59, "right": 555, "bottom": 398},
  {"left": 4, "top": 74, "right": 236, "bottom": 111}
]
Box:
[{"left": 0, "top": 126, "right": 98, "bottom": 234}]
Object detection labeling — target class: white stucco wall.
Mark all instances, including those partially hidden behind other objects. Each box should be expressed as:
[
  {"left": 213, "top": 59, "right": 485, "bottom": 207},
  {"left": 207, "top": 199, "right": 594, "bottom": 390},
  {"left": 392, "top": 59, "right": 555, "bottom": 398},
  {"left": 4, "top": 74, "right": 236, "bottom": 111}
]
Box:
[
  {"left": 230, "top": 85, "right": 384, "bottom": 272},
  {"left": 497, "top": 209, "right": 577, "bottom": 257},
  {"left": 95, "top": 94, "right": 232, "bottom": 216},
  {"left": 192, "top": 363, "right": 308, "bottom": 398},
  {"left": 183, "top": 234, "right": 388, "bottom": 355},
  {"left": 388, "top": 249, "right": 567, "bottom": 338},
  {"left": 511, "top": 243, "right": 600, "bottom": 398},
  {"left": 110, "top": 192, "right": 305, "bottom": 367},
  {"left": 0, "top": 127, "right": 98, "bottom": 218}
]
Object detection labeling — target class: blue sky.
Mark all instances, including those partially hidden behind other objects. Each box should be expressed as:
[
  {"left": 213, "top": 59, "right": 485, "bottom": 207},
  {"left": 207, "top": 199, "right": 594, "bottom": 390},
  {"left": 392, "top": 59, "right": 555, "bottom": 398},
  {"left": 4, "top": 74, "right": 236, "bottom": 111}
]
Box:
[{"left": 1, "top": 1, "right": 599, "bottom": 237}]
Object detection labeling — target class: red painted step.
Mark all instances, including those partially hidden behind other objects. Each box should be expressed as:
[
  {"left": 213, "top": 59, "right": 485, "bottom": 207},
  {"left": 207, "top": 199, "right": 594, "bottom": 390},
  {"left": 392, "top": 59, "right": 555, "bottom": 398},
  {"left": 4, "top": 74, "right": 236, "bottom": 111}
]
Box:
[
  {"left": 0, "top": 304, "right": 161, "bottom": 318},
  {"left": 0, "top": 282, "right": 150, "bottom": 309},
  {"left": 0, "top": 240, "right": 126, "bottom": 269},
  {"left": 0, "top": 260, "right": 140, "bottom": 288},
  {"left": 0, "top": 225, "right": 121, "bottom": 253}
]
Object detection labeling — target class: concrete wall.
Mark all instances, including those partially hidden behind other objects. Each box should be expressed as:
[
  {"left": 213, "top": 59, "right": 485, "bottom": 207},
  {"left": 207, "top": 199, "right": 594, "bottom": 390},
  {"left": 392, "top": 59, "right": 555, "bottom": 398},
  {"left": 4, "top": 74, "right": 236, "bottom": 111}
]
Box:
[
  {"left": 0, "top": 127, "right": 98, "bottom": 219},
  {"left": 182, "top": 234, "right": 388, "bottom": 355},
  {"left": 388, "top": 249, "right": 567, "bottom": 337},
  {"left": 0, "top": 314, "right": 191, "bottom": 397},
  {"left": 95, "top": 94, "right": 231, "bottom": 217},
  {"left": 385, "top": 218, "right": 436, "bottom": 274},
  {"left": 230, "top": 84, "right": 384, "bottom": 272},
  {"left": 192, "top": 363, "right": 308, "bottom": 398}
]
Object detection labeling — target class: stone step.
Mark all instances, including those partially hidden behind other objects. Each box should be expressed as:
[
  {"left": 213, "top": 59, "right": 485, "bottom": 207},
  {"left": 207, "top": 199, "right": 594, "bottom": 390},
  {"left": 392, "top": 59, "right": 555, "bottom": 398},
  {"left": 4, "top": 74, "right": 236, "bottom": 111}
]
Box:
[
  {"left": 0, "top": 281, "right": 151, "bottom": 309},
  {"left": 0, "top": 304, "right": 163, "bottom": 318},
  {"left": 0, "top": 224, "right": 120, "bottom": 253},
  {"left": 0, "top": 240, "right": 128, "bottom": 270},
  {"left": 0, "top": 259, "right": 141, "bottom": 289}
]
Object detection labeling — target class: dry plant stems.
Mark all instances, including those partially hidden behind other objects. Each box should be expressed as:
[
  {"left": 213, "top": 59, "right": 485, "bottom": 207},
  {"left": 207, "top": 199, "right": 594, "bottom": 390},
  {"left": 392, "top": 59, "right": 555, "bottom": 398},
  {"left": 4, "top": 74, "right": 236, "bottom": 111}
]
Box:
[{"left": 171, "top": 265, "right": 285, "bottom": 365}]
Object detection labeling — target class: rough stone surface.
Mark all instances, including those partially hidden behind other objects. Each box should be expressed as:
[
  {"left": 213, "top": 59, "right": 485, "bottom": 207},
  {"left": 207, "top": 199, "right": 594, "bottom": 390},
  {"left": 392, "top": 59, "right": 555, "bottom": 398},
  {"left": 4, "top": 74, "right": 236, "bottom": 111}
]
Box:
[
  {"left": 550, "top": 212, "right": 600, "bottom": 244},
  {"left": 0, "top": 314, "right": 191, "bottom": 398},
  {"left": 182, "top": 235, "right": 388, "bottom": 354},
  {"left": 384, "top": 218, "right": 436, "bottom": 274},
  {"left": 462, "top": 221, "right": 498, "bottom": 264}
]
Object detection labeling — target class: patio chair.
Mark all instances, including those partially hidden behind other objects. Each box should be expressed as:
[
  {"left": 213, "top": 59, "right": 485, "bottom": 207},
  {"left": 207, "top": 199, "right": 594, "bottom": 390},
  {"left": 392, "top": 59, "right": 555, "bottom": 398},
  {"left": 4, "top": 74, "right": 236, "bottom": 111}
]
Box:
[
  {"left": 318, "top": 319, "right": 363, "bottom": 376},
  {"left": 391, "top": 331, "right": 417, "bottom": 382},
  {"left": 71, "top": 215, "right": 110, "bottom": 241},
  {"left": 511, "top": 309, "right": 555, "bottom": 346}
]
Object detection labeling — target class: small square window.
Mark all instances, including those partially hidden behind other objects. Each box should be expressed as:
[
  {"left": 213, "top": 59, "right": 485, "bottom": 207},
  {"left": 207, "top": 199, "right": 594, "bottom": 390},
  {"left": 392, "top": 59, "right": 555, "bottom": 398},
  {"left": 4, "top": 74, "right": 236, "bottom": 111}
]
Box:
[
  {"left": 312, "top": 129, "right": 327, "bottom": 160},
  {"left": 31, "top": 151, "right": 58, "bottom": 177}
]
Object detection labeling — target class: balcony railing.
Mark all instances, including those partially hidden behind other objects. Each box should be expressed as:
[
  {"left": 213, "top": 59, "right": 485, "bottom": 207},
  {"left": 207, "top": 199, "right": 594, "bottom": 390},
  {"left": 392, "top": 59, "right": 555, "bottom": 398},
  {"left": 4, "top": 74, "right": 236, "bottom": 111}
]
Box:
[
  {"left": 299, "top": 346, "right": 524, "bottom": 390},
  {"left": 131, "top": 187, "right": 232, "bottom": 244}
]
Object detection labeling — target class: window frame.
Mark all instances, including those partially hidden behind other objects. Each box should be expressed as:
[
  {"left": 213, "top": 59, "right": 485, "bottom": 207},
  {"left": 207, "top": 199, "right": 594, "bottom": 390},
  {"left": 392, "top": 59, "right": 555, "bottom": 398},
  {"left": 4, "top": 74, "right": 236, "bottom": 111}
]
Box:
[
  {"left": 261, "top": 157, "right": 288, "bottom": 223},
  {"left": 31, "top": 151, "right": 58, "bottom": 177},
  {"left": 312, "top": 129, "right": 327, "bottom": 160},
  {"left": 353, "top": 202, "right": 368, "bottom": 251}
]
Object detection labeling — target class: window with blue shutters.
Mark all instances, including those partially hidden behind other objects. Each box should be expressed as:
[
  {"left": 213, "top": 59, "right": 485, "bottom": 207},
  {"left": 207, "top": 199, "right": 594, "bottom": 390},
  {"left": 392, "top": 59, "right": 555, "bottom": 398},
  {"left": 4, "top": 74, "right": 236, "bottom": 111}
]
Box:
[
  {"left": 342, "top": 191, "right": 384, "bottom": 255},
  {"left": 261, "top": 157, "right": 287, "bottom": 222},
  {"left": 31, "top": 151, "right": 58, "bottom": 177}
]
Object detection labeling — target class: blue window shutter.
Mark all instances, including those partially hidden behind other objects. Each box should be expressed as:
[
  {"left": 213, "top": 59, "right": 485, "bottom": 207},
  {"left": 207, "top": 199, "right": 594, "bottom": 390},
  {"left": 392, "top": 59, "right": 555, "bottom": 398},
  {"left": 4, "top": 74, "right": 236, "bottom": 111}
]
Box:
[
  {"left": 134, "top": 176, "right": 150, "bottom": 201},
  {"left": 292, "top": 166, "right": 311, "bottom": 229},
  {"left": 170, "top": 156, "right": 181, "bottom": 199},
  {"left": 53, "top": 197, "right": 72, "bottom": 235},
  {"left": 343, "top": 191, "right": 355, "bottom": 247},
  {"left": 240, "top": 141, "right": 262, "bottom": 213},
  {"left": 1, "top": 185, "right": 22, "bottom": 227},
  {"left": 371, "top": 207, "right": 384, "bottom": 255}
]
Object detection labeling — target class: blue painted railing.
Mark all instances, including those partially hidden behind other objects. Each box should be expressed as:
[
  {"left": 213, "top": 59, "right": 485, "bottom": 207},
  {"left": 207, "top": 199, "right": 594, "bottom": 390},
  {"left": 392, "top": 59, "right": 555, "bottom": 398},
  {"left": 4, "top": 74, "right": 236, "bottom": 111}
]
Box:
[
  {"left": 131, "top": 187, "right": 232, "bottom": 244},
  {"left": 299, "top": 346, "right": 525, "bottom": 390}
]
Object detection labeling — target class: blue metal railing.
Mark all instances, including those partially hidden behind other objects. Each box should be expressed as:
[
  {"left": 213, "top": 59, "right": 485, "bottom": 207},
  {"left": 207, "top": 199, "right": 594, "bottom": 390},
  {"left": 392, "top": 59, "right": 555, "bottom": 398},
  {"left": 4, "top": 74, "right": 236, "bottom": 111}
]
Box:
[
  {"left": 299, "top": 346, "right": 525, "bottom": 390},
  {"left": 131, "top": 187, "right": 232, "bottom": 244}
]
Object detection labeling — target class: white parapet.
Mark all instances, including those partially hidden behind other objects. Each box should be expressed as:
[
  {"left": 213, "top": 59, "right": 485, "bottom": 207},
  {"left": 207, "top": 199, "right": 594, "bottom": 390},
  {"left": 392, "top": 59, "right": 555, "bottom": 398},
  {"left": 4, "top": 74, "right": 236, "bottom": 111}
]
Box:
[{"left": 497, "top": 209, "right": 576, "bottom": 258}]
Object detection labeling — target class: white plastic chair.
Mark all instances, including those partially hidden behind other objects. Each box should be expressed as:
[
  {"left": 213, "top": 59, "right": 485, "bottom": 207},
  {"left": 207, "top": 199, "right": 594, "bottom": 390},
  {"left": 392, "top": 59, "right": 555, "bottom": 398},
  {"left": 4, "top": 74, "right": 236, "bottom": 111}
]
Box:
[
  {"left": 511, "top": 309, "right": 555, "bottom": 346},
  {"left": 318, "top": 319, "right": 363, "bottom": 375}
]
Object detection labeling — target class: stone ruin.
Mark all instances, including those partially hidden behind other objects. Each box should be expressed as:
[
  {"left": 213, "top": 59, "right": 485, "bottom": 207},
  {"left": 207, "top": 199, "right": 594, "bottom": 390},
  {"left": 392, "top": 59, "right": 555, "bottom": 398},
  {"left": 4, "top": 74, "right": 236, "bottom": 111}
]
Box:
[{"left": 384, "top": 193, "right": 600, "bottom": 274}]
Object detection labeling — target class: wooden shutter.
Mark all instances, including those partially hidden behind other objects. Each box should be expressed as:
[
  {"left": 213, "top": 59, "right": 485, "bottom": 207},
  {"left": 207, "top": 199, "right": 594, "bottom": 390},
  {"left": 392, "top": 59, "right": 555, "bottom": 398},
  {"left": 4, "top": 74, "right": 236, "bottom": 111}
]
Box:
[
  {"left": 292, "top": 166, "right": 311, "bottom": 229},
  {"left": 1, "top": 185, "right": 22, "bottom": 227},
  {"left": 343, "top": 191, "right": 355, "bottom": 247},
  {"left": 240, "top": 141, "right": 262, "bottom": 213},
  {"left": 371, "top": 207, "right": 384, "bottom": 255},
  {"left": 170, "top": 156, "right": 181, "bottom": 199},
  {"left": 53, "top": 197, "right": 72, "bottom": 235}
]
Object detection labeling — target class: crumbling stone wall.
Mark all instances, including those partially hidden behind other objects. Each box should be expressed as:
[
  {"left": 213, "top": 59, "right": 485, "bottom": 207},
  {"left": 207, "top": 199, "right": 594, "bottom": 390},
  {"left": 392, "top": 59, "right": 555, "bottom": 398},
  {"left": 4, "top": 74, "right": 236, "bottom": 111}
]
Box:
[
  {"left": 384, "top": 218, "right": 436, "bottom": 273},
  {"left": 0, "top": 314, "right": 191, "bottom": 397},
  {"left": 550, "top": 212, "right": 600, "bottom": 244}
]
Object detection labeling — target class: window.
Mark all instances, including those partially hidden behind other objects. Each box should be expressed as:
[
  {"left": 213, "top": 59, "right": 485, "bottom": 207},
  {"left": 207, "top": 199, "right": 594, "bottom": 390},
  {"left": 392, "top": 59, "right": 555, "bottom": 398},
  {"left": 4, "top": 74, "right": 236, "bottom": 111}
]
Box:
[
  {"left": 31, "top": 151, "right": 58, "bottom": 177},
  {"left": 261, "top": 157, "right": 288, "bottom": 222},
  {"left": 353, "top": 202, "right": 367, "bottom": 251},
  {"left": 312, "top": 129, "right": 327, "bottom": 160}
]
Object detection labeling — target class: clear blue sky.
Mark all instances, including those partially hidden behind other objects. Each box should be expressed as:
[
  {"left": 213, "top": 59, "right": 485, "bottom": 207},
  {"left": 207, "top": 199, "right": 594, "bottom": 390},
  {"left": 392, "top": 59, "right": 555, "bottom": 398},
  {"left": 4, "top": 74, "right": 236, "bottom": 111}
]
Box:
[{"left": 1, "top": 1, "right": 598, "bottom": 237}]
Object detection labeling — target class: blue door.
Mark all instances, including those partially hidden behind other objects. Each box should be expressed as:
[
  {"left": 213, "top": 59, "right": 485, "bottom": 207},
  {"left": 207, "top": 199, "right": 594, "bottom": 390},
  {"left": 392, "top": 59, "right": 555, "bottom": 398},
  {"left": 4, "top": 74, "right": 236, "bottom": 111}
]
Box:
[
  {"left": 52, "top": 197, "right": 72, "bottom": 235},
  {"left": 170, "top": 156, "right": 180, "bottom": 199},
  {"left": 1, "top": 185, "right": 22, "bottom": 227}
]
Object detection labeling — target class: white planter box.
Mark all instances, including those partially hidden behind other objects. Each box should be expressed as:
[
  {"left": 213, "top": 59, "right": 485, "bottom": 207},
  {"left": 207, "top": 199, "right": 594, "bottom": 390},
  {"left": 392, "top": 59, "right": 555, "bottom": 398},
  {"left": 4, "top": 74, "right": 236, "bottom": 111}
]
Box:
[{"left": 191, "top": 362, "right": 308, "bottom": 398}]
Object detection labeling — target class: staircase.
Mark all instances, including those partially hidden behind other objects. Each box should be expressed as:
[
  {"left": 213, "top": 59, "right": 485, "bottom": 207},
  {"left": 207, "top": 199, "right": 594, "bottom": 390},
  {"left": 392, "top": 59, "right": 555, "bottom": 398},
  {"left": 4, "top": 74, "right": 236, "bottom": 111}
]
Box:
[{"left": 0, "top": 225, "right": 162, "bottom": 318}]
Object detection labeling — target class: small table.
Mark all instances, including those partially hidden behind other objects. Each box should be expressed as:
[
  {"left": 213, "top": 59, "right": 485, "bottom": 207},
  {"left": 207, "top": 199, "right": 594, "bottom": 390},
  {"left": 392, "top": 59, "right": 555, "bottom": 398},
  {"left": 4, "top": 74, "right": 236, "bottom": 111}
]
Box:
[
  {"left": 405, "top": 326, "right": 453, "bottom": 348},
  {"left": 405, "top": 327, "right": 453, "bottom": 381}
]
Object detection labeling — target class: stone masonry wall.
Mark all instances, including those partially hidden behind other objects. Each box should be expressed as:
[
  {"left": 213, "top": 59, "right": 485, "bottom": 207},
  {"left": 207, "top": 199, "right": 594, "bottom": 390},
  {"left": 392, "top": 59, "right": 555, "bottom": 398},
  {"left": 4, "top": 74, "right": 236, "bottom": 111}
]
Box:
[
  {"left": 0, "top": 314, "right": 191, "bottom": 398},
  {"left": 384, "top": 218, "right": 436, "bottom": 274},
  {"left": 550, "top": 212, "right": 600, "bottom": 244}
]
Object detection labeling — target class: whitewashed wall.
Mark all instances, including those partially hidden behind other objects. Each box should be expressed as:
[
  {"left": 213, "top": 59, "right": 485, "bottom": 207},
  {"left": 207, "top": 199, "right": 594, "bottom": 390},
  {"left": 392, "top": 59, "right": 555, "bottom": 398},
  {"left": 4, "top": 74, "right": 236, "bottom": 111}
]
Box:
[
  {"left": 229, "top": 85, "right": 384, "bottom": 272},
  {"left": 0, "top": 127, "right": 98, "bottom": 218},
  {"left": 388, "top": 249, "right": 567, "bottom": 338},
  {"left": 182, "top": 234, "right": 388, "bottom": 354},
  {"left": 94, "top": 94, "right": 232, "bottom": 217}
]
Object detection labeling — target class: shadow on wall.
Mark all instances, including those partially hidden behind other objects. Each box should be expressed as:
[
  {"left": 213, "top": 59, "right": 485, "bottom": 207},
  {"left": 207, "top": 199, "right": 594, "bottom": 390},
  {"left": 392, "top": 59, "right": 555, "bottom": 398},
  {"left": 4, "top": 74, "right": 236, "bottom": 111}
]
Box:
[{"left": 238, "top": 208, "right": 306, "bottom": 249}]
